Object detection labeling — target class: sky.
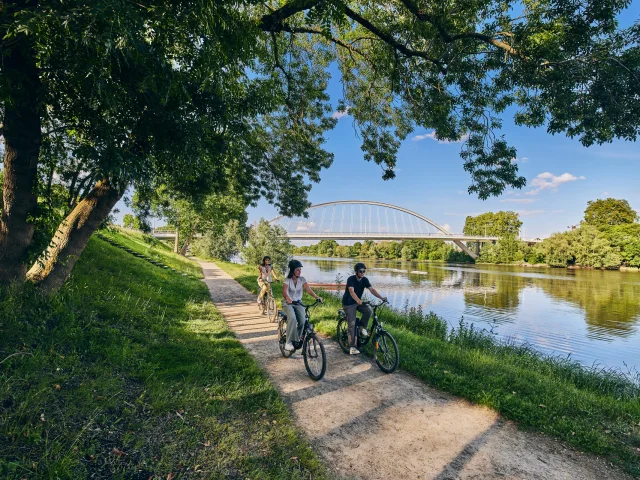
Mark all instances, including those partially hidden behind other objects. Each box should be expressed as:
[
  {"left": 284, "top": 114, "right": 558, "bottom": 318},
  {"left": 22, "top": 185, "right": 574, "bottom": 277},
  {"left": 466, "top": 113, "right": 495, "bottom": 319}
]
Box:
[{"left": 114, "top": 4, "right": 640, "bottom": 239}]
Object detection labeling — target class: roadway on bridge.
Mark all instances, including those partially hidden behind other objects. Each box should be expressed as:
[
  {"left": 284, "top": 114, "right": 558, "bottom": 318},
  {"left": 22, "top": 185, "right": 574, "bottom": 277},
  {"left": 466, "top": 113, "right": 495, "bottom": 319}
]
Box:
[{"left": 199, "top": 260, "right": 626, "bottom": 480}]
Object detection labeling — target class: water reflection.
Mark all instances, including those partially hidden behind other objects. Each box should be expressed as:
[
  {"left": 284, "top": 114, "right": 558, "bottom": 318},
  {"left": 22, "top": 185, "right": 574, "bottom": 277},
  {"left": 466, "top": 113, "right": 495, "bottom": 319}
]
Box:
[{"left": 298, "top": 256, "right": 640, "bottom": 370}]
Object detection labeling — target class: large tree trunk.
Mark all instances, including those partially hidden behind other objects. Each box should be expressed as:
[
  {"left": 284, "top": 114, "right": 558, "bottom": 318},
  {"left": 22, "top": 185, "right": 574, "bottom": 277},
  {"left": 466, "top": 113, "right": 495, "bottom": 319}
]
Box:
[
  {"left": 0, "top": 29, "right": 42, "bottom": 286},
  {"left": 26, "top": 179, "right": 123, "bottom": 293}
]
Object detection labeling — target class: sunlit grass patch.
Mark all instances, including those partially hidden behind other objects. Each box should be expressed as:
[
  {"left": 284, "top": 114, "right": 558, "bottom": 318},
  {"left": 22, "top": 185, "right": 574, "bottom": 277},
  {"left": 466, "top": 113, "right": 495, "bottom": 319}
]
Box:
[{"left": 0, "top": 238, "right": 328, "bottom": 479}]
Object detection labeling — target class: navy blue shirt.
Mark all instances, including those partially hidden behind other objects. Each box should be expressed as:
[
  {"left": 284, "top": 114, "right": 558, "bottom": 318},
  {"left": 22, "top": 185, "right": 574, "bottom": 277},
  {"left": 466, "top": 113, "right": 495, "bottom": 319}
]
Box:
[{"left": 342, "top": 275, "right": 372, "bottom": 306}]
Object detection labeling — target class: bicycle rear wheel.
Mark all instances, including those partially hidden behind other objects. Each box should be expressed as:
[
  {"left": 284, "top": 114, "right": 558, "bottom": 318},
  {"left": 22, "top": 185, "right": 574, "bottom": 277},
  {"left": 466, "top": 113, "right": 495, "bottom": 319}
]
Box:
[
  {"left": 303, "top": 334, "right": 326, "bottom": 380},
  {"left": 336, "top": 317, "right": 350, "bottom": 353},
  {"left": 278, "top": 318, "right": 294, "bottom": 358},
  {"left": 374, "top": 331, "right": 399, "bottom": 373},
  {"left": 267, "top": 297, "right": 277, "bottom": 323}
]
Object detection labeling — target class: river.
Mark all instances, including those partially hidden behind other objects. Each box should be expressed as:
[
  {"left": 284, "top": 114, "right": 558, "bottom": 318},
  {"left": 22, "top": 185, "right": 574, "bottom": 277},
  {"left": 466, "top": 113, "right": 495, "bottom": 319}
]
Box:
[{"left": 297, "top": 256, "right": 640, "bottom": 372}]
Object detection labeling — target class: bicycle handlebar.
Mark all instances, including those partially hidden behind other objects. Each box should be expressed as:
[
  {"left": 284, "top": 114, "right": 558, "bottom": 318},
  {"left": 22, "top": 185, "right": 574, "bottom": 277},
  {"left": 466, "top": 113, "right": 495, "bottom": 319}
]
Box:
[
  {"left": 362, "top": 299, "right": 389, "bottom": 309},
  {"left": 292, "top": 299, "right": 323, "bottom": 309}
]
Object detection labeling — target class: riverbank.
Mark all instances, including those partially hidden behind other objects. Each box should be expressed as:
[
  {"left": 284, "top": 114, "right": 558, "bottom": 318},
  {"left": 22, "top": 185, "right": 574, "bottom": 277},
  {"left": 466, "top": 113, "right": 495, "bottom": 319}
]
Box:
[
  {"left": 216, "top": 260, "right": 640, "bottom": 477},
  {"left": 0, "top": 231, "right": 328, "bottom": 479}
]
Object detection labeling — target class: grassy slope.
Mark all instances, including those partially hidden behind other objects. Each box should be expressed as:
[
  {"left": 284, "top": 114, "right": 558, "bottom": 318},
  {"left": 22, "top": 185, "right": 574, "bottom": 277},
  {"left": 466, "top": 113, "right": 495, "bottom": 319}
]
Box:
[
  {"left": 0, "top": 235, "right": 328, "bottom": 479},
  {"left": 216, "top": 260, "right": 640, "bottom": 477},
  {"left": 100, "top": 227, "right": 203, "bottom": 278}
]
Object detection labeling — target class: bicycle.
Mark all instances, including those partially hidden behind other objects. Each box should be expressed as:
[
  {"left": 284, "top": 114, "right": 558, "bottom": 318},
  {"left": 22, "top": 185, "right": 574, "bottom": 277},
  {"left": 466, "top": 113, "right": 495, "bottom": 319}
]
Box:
[
  {"left": 277, "top": 299, "right": 327, "bottom": 381},
  {"left": 336, "top": 300, "right": 399, "bottom": 373},
  {"left": 258, "top": 280, "right": 279, "bottom": 323}
]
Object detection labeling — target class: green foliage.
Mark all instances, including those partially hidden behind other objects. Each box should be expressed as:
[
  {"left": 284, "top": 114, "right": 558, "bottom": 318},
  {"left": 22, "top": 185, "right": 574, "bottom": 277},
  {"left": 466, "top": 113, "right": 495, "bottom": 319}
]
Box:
[
  {"left": 241, "top": 219, "right": 293, "bottom": 274},
  {"left": 0, "top": 235, "right": 327, "bottom": 479},
  {"left": 478, "top": 234, "right": 528, "bottom": 264},
  {"left": 464, "top": 211, "right": 522, "bottom": 237},
  {"left": 535, "top": 226, "right": 622, "bottom": 268},
  {"left": 294, "top": 238, "right": 474, "bottom": 262},
  {"left": 192, "top": 220, "right": 246, "bottom": 262},
  {"left": 604, "top": 224, "right": 640, "bottom": 268},
  {"left": 583, "top": 198, "right": 639, "bottom": 228}
]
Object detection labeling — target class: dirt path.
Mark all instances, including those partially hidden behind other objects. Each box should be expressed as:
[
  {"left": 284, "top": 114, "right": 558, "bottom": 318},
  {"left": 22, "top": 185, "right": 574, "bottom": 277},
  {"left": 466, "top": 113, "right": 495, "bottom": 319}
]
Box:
[{"left": 200, "top": 261, "right": 630, "bottom": 480}]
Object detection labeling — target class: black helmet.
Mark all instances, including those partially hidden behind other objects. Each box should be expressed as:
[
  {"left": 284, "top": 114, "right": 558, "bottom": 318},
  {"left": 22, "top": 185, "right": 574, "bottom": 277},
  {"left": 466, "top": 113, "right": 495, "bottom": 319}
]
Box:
[
  {"left": 354, "top": 262, "right": 367, "bottom": 273},
  {"left": 288, "top": 259, "right": 303, "bottom": 270}
]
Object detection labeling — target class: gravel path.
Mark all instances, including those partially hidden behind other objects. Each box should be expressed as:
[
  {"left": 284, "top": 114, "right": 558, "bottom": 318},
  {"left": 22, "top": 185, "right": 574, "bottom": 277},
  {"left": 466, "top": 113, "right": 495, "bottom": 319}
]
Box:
[{"left": 200, "top": 260, "right": 630, "bottom": 480}]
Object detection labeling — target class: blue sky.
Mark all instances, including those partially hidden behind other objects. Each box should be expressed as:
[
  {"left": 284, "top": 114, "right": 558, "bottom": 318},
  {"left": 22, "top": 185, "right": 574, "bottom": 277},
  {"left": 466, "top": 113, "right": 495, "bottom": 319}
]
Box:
[{"left": 115, "top": 4, "right": 640, "bottom": 239}]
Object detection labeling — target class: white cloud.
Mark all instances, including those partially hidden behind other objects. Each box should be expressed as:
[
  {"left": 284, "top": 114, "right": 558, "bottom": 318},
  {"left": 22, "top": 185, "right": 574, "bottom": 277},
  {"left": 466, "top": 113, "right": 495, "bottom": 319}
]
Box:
[
  {"left": 441, "top": 223, "right": 452, "bottom": 232},
  {"left": 516, "top": 209, "right": 544, "bottom": 217},
  {"left": 331, "top": 107, "right": 350, "bottom": 119},
  {"left": 411, "top": 131, "right": 469, "bottom": 144},
  {"left": 525, "top": 172, "right": 585, "bottom": 196},
  {"left": 512, "top": 156, "right": 529, "bottom": 163},
  {"left": 500, "top": 198, "right": 537, "bottom": 204},
  {"left": 551, "top": 209, "right": 565, "bottom": 214}
]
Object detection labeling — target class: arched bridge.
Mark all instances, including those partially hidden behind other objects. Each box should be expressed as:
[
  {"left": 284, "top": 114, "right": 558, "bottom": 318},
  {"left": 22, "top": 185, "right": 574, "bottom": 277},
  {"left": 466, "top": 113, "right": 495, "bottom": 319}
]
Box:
[{"left": 269, "top": 200, "right": 502, "bottom": 259}]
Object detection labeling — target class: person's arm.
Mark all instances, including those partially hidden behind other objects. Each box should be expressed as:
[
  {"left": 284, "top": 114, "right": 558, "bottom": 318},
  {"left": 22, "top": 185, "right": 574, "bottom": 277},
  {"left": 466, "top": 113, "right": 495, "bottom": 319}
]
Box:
[
  {"left": 348, "top": 287, "right": 362, "bottom": 305},
  {"left": 303, "top": 282, "right": 323, "bottom": 302},
  {"left": 272, "top": 268, "right": 279, "bottom": 281},
  {"left": 368, "top": 287, "right": 387, "bottom": 302},
  {"left": 282, "top": 282, "right": 293, "bottom": 304}
]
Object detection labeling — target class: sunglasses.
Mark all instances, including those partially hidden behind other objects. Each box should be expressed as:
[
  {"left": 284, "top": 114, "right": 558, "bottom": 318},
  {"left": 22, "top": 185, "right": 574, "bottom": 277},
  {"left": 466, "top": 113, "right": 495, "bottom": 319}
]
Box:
[{"left": 358, "top": 269, "right": 366, "bottom": 273}]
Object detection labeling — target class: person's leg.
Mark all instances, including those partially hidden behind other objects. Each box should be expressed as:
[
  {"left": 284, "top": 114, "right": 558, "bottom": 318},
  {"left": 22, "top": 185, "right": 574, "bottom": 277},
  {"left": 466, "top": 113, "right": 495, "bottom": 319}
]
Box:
[
  {"left": 257, "top": 279, "right": 267, "bottom": 304},
  {"left": 357, "top": 304, "right": 373, "bottom": 334},
  {"left": 293, "top": 304, "right": 306, "bottom": 343},
  {"left": 283, "top": 304, "right": 297, "bottom": 350},
  {"left": 344, "top": 304, "right": 359, "bottom": 348}
]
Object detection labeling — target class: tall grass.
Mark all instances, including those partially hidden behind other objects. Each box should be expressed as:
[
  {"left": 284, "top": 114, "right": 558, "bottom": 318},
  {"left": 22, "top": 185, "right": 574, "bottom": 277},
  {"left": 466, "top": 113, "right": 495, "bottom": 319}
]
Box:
[{"left": 0, "top": 236, "right": 328, "bottom": 479}]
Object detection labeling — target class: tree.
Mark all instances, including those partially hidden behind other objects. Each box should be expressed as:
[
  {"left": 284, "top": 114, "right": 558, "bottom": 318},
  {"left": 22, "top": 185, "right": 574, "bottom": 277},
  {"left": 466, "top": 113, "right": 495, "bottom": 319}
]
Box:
[
  {"left": 192, "top": 220, "right": 246, "bottom": 262},
  {"left": 242, "top": 219, "right": 293, "bottom": 275},
  {"left": 605, "top": 224, "right": 640, "bottom": 268},
  {"left": 464, "top": 212, "right": 522, "bottom": 237},
  {"left": 122, "top": 214, "right": 136, "bottom": 230},
  {"left": 4, "top": 0, "right": 640, "bottom": 290},
  {"left": 134, "top": 185, "right": 248, "bottom": 256},
  {"left": 583, "top": 198, "right": 639, "bottom": 228}
]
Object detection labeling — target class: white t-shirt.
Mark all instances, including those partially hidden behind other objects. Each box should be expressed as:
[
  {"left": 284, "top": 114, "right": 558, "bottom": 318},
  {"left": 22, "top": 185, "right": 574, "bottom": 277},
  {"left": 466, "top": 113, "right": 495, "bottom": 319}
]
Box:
[
  {"left": 259, "top": 265, "right": 273, "bottom": 282},
  {"left": 284, "top": 276, "right": 306, "bottom": 302}
]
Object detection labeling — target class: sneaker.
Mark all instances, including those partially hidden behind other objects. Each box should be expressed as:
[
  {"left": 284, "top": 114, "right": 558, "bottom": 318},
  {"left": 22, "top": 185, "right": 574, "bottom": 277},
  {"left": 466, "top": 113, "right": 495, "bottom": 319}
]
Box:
[
  {"left": 262, "top": 310, "right": 267, "bottom": 315},
  {"left": 350, "top": 347, "right": 360, "bottom": 355},
  {"left": 284, "top": 342, "right": 295, "bottom": 352},
  {"left": 360, "top": 328, "right": 369, "bottom": 337}
]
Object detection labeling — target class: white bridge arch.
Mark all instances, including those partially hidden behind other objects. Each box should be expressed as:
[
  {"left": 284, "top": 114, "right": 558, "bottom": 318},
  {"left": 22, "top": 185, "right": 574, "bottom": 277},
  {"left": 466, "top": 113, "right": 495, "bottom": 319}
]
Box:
[{"left": 268, "top": 200, "right": 500, "bottom": 259}]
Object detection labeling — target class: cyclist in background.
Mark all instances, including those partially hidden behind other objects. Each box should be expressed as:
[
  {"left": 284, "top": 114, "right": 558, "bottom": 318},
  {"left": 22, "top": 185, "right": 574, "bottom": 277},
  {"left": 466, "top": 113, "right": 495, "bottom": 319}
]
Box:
[
  {"left": 257, "top": 256, "right": 279, "bottom": 314},
  {"left": 282, "top": 259, "right": 323, "bottom": 352},
  {"left": 342, "top": 262, "right": 387, "bottom": 355}
]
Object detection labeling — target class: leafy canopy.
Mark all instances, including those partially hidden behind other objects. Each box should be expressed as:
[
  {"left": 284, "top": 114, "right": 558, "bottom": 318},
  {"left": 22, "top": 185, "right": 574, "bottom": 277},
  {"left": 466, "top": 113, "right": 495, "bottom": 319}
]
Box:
[{"left": 583, "top": 198, "right": 639, "bottom": 228}]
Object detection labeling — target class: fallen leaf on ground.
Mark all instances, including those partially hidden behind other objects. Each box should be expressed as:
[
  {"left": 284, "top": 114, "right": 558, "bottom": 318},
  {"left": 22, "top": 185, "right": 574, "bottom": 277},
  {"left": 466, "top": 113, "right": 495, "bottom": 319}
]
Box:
[
  {"left": 112, "top": 448, "right": 127, "bottom": 457},
  {"left": 167, "top": 473, "right": 175, "bottom": 480},
  {"left": 538, "top": 404, "right": 546, "bottom": 408}
]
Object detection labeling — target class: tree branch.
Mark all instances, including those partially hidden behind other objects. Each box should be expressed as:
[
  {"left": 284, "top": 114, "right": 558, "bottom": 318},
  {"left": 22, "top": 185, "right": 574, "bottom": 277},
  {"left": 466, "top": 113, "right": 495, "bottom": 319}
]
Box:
[
  {"left": 258, "top": 0, "right": 321, "bottom": 31},
  {"left": 342, "top": 6, "right": 446, "bottom": 73},
  {"left": 278, "top": 25, "right": 371, "bottom": 61},
  {"left": 398, "top": 0, "right": 523, "bottom": 59}
]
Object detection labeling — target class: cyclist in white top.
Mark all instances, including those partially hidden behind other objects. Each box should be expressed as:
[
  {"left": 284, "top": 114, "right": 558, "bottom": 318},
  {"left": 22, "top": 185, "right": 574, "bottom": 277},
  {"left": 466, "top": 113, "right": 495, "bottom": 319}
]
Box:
[
  {"left": 282, "top": 259, "right": 322, "bottom": 352},
  {"left": 257, "top": 256, "right": 279, "bottom": 313}
]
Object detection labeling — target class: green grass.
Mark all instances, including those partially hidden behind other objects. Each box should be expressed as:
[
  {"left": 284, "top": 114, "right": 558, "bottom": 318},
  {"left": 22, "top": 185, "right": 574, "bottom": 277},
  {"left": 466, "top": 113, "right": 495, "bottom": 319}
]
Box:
[
  {"left": 215, "top": 260, "right": 640, "bottom": 477},
  {"left": 0, "top": 235, "right": 329, "bottom": 479},
  {"left": 100, "top": 227, "right": 203, "bottom": 278}
]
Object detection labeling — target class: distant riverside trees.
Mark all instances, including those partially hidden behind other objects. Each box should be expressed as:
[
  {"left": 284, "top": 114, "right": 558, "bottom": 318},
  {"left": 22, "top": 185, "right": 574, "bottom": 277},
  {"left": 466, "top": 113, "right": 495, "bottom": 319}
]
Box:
[{"left": 293, "top": 239, "right": 473, "bottom": 262}]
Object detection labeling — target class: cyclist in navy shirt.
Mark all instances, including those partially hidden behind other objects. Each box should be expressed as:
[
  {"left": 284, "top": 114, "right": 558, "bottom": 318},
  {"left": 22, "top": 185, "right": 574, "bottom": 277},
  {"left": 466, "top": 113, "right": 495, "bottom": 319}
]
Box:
[{"left": 342, "top": 262, "right": 387, "bottom": 355}]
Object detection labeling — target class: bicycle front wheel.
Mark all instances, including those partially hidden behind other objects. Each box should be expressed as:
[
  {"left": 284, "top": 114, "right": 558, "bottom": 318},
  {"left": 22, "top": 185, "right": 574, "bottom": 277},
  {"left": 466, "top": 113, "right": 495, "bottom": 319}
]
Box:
[
  {"left": 267, "top": 297, "right": 277, "bottom": 323},
  {"left": 374, "top": 331, "right": 399, "bottom": 373},
  {"left": 303, "top": 334, "right": 326, "bottom": 380},
  {"left": 278, "top": 318, "right": 294, "bottom": 358},
  {"left": 336, "top": 317, "right": 350, "bottom": 354}
]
